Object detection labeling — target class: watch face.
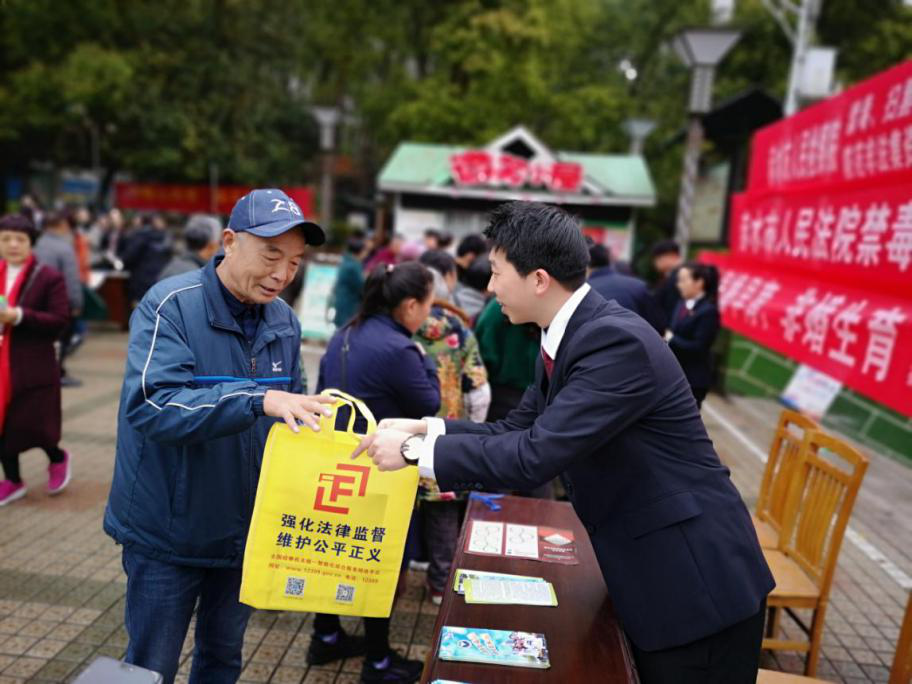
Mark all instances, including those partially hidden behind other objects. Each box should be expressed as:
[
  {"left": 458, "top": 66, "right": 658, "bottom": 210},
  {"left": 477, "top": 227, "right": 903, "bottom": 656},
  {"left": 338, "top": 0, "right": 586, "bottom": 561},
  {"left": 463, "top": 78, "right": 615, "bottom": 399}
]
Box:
[{"left": 402, "top": 436, "right": 421, "bottom": 464}]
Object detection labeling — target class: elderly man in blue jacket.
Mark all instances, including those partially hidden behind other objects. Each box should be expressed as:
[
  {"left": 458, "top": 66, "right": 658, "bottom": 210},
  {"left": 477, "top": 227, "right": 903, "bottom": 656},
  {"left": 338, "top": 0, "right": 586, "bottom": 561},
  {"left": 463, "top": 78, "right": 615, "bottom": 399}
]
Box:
[{"left": 104, "top": 189, "right": 339, "bottom": 684}]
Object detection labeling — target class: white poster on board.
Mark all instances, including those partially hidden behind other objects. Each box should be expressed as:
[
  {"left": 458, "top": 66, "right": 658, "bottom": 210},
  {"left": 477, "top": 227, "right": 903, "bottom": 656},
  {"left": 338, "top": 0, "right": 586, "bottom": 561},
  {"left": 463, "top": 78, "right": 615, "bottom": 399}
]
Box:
[
  {"left": 297, "top": 262, "right": 339, "bottom": 341},
  {"left": 392, "top": 208, "right": 445, "bottom": 242},
  {"left": 781, "top": 364, "right": 842, "bottom": 420}
]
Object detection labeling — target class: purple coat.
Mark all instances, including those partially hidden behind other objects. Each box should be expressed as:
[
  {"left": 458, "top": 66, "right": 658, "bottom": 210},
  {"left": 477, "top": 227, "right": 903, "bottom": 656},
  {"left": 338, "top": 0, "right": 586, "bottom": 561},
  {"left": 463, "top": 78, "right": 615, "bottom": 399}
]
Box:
[{"left": 2, "top": 260, "right": 70, "bottom": 452}]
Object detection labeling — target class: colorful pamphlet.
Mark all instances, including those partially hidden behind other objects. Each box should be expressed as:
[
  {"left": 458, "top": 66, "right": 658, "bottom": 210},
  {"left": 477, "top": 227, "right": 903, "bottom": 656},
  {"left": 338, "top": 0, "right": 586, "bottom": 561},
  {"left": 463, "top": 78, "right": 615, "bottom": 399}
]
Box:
[
  {"left": 464, "top": 577, "right": 558, "bottom": 606},
  {"left": 464, "top": 520, "right": 579, "bottom": 564},
  {"left": 438, "top": 626, "right": 550, "bottom": 669},
  {"left": 452, "top": 568, "right": 546, "bottom": 595}
]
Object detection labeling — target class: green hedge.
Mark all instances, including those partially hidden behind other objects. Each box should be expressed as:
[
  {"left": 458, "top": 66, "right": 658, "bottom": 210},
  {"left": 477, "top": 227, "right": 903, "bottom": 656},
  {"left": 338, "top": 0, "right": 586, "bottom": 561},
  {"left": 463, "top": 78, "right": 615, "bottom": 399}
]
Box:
[{"left": 720, "top": 334, "right": 912, "bottom": 463}]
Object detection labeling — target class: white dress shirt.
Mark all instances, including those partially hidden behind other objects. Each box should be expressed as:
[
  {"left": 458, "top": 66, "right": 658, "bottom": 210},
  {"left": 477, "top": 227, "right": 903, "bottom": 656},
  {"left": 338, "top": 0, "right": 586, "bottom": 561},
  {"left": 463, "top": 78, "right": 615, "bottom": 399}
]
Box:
[
  {"left": 5, "top": 263, "right": 22, "bottom": 293},
  {"left": 2, "top": 263, "right": 24, "bottom": 326},
  {"left": 417, "top": 283, "right": 591, "bottom": 480},
  {"left": 665, "top": 293, "right": 705, "bottom": 343},
  {"left": 683, "top": 292, "right": 705, "bottom": 312}
]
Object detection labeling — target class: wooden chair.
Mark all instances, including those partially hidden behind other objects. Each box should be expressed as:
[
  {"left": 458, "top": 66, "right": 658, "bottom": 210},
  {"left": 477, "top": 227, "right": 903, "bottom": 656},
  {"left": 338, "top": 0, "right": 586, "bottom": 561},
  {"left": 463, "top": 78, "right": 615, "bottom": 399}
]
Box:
[
  {"left": 763, "top": 429, "right": 869, "bottom": 676},
  {"left": 753, "top": 409, "right": 819, "bottom": 549},
  {"left": 892, "top": 590, "right": 912, "bottom": 684},
  {"left": 757, "top": 590, "right": 912, "bottom": 683}
]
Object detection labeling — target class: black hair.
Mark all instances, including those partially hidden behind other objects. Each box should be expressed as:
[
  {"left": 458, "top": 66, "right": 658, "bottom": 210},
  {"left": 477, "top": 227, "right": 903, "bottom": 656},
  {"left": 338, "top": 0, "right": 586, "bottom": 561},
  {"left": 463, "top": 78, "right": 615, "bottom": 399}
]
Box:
[
  {"left": 419, "top": 249, "right": 456, "bottom": 276},
  {"left": 43, "top": 211, "right": 72, "bottom": 231},
  {"left": 588, "top": 243, "right": 611, "bottom": 269},
  {"left": 352, "top": 261, "right": 433, "bottom": 326},
  {"left": 463, "top": 253, "right": 492, "bottom": 292},
  {"left": 183, "top": 225, "right": 211, "bottom": 252},
  {"left": 438, "top": 231, "right": 454, "bottom": 249},
  {"left": 0, "top": 213, "right": 38, "bottom": 245},
  {"left": 346, "top": 236, "right": 365, "bottom": 254},
  {"left": 424, "top": 228, "right": 441, "bottom": 240},
  {"left": 484, "top": 201, "right": 588, "bottom": 290},
  {"left": 456, "top": 233, "right": 487, "bottom": 258},
  {"left": 651, "top": 239, "right": 681, "bottom": 258},
  {"left": 681, "top": 261, "right": 719, "bottom": 300}
]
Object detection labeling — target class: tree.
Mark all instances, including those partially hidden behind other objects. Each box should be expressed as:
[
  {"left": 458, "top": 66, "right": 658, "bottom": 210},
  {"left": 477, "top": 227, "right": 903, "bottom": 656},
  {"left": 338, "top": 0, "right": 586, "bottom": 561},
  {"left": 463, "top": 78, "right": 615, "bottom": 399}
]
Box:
[{"left": 1, "top": 0, "right": 909, "bottom": 227}]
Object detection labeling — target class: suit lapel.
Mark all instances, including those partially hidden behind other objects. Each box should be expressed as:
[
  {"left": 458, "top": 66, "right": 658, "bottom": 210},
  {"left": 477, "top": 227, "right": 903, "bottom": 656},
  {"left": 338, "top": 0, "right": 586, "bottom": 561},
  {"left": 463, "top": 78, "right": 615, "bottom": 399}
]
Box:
[
  {"left": 673, "top": 298, "right": 707, "bottom": 332},
  {"left": 545, "top": 290, "right": 607, "bottom": 404}
]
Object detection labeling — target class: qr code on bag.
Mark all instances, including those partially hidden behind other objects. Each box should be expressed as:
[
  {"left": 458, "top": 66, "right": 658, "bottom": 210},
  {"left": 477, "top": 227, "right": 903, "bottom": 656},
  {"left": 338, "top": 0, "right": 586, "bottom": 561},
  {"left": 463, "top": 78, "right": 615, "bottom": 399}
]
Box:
[
  {"left": 284, "top": 577, "right": 306, "bottom": 597},
  {"left": 335, "top": 583, "right": 355, "bottom": 603}
]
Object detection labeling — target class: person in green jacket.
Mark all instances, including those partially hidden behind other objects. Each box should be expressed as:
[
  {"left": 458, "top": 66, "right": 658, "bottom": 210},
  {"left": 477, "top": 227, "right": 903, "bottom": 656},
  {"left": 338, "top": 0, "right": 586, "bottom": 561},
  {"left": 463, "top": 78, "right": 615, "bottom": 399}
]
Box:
[
  {"left": 474, "top": 296, "right": 557, "bottom": 498},
  {"left": 474, "top": 296, "right": 538, "bottom": 421},
  {"left": 331, "top": 235, "right": 367, "bottom": 328}
]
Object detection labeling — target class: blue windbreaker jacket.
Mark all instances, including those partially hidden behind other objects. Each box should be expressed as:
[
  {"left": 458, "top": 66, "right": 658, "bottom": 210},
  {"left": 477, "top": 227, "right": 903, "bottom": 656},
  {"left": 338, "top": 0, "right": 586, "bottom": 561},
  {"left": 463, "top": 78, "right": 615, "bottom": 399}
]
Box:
[{"left": 103, "top": 258, "right": 303, "bottom": 567}]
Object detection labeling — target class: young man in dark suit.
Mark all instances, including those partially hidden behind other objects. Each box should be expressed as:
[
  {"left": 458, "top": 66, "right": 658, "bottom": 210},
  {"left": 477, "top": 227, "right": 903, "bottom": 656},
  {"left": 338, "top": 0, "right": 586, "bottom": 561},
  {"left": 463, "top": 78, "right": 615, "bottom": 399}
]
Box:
[{"left": 353, "top": 201, "right": 773, "bottom": 683}]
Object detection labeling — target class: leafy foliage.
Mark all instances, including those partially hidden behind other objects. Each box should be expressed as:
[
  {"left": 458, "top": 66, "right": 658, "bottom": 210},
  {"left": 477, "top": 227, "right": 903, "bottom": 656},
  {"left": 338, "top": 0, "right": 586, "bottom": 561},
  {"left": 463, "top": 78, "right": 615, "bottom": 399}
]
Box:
[{"left": 1, "top": 0, "right": 909, "bottom": 239}]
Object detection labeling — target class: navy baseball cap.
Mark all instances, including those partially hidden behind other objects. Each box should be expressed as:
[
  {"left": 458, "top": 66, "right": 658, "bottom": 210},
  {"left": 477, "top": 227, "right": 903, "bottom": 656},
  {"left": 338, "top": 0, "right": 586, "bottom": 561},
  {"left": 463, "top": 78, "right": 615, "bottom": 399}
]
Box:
[{"left": 227, "top": 188, "right": 325, "bottom": 246}]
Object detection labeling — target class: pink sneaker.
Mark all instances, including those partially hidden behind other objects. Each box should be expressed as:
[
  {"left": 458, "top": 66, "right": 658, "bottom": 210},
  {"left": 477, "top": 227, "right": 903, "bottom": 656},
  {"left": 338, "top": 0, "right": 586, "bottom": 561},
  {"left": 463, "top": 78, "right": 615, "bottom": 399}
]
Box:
[
  {"left": 0, "top": 480, "right": 27, "bottom": 506},
  {"left": 48, "top": 451, "right": 72, "bottom": 495}
]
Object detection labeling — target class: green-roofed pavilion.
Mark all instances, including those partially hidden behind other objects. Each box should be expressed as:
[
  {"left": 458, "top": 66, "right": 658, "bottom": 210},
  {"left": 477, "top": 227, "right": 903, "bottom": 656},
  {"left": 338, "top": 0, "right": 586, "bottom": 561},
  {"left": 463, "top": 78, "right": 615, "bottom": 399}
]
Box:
[{"left": 376, "top": 126, "right": 656, "bottom": 261}]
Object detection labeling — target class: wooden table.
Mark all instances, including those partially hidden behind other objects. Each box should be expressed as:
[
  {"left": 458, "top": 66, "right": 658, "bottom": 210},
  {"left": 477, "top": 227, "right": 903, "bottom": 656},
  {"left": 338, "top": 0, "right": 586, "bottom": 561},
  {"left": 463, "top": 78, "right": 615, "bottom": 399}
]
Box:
[
  {"left": 95, "top": 271, "right": 130, "bottom": 331},
  {"left": 421, "top": 495, "right": 638, "bottom": 683}
]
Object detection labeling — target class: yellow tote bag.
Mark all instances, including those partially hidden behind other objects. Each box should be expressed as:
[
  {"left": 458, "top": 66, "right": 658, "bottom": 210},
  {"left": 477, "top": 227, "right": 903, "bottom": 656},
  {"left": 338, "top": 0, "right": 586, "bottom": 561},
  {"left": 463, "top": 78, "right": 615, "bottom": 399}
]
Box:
[{"left": 240, "top": 389, "right": 418, "bottom": 617}]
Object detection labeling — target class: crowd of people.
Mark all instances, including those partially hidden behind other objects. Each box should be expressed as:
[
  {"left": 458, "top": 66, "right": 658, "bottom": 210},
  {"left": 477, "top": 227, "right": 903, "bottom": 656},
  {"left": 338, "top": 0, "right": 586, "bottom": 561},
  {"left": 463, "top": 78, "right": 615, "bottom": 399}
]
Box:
[
  {"left": 0, "top": 199, "right": 224, "bottom": 506},
  {"left": 0, "top": 189, "right": 728, "bottom": 683}
]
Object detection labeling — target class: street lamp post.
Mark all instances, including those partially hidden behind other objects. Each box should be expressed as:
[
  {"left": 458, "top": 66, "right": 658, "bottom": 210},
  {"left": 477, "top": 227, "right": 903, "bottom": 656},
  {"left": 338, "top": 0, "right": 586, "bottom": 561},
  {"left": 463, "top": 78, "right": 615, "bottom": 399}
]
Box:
[
  {"left": 311, "top": 106, "right": 341, "bottom": 229},
  {"left": 623, "top": 118, "right": 656, "bottom": 246},
  {"left": 671, "top": 27, "right": 741, "bottom": 255},
  {"left": 623, "top": 118, "right": 656, "bottom": 155},
  {"left": 760, "top": 0, "right": 826, "bottom": 116}
]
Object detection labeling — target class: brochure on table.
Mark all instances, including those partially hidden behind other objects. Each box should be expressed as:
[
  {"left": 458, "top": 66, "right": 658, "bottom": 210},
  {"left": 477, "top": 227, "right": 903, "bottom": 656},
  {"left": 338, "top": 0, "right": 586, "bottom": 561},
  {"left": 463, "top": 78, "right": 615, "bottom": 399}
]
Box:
[
  {"left": 453, "top": 568, "right": 546, "bottom": 595},
  {"left": 438, "top": 626, "right": 551, "bottom": 669},
  {"left": 464, "top": 520, "right": 579, "bottom": 564},
  {"left": 464, "top": 577, "right": 558, "bottom": 607}
]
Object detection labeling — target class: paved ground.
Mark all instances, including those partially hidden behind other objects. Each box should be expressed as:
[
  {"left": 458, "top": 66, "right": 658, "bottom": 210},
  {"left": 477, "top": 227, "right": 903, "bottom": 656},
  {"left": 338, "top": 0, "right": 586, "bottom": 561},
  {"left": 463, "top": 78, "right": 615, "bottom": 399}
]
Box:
[{"left": 0, "top": 326, "right": 909, "bottom": 683}]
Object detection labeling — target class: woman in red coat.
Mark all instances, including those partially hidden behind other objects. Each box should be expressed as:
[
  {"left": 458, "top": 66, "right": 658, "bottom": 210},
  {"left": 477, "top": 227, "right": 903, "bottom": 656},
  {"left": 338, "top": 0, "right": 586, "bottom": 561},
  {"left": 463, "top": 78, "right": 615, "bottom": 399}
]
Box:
[{"left": 0, "top": 213, "right": 72, "bottom": 506}]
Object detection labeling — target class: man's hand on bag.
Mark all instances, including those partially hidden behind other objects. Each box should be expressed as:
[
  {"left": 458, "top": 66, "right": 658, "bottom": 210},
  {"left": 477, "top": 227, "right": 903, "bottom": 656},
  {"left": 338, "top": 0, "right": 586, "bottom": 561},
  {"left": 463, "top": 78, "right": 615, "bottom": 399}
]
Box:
[
  {"left": 377, "top": 418, "right": 427, "bottom": 435},
  {"left": 263, "top": 391, "right": 336, "bottom": 433},
  {"left": 351, "top": 429, "right": 411, "bottom": 471}
]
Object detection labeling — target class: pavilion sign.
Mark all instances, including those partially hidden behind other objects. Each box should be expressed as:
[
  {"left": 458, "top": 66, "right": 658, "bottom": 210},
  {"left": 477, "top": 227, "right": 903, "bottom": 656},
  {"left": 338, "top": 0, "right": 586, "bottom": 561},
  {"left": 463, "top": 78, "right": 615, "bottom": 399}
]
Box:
[{"left": 450, "top": 150, "right": 584, "bottom": 193}]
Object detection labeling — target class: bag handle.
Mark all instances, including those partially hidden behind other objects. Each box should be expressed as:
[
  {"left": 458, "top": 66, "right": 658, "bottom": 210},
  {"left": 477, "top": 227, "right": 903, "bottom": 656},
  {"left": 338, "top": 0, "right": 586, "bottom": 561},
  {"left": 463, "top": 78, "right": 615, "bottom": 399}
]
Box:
[
  {"left": 341, "top": 326, "right": 352, "bottom": 393},
  {"left": 318, "top": 388, "right": 377, "bottom": 436}
]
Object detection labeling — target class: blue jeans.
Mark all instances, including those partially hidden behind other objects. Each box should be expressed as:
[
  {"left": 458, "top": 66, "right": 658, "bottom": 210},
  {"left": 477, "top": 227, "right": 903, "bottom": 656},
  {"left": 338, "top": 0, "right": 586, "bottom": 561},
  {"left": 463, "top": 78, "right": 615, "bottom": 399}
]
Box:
[{"left": 121, "top": 548, "right": 252, "bottom": 684}]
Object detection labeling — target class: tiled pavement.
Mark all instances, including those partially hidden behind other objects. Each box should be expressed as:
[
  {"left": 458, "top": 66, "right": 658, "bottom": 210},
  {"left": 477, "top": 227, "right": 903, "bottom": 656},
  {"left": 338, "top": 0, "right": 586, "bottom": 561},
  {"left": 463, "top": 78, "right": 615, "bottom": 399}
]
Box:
[{"left": 0, "top": 326, "right": 909, "bottom": 683}]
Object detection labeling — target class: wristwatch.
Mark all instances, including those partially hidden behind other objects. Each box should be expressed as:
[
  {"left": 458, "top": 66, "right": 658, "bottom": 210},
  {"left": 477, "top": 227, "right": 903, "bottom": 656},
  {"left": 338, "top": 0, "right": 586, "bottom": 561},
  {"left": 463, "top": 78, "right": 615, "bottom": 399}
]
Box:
[{"left": 400, "top": 434, "right": 425, "bottom": 466}]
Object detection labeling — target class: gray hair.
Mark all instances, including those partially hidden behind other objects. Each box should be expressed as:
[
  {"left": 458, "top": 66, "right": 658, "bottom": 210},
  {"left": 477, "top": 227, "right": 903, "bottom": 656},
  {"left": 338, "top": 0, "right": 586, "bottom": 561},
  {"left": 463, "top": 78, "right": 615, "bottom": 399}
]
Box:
[
  {"left": 427, "top": 266, "right": 453, "bottom": 303},
  {"left": 184, "top": 214, "right": 222, "bottom": 250}
]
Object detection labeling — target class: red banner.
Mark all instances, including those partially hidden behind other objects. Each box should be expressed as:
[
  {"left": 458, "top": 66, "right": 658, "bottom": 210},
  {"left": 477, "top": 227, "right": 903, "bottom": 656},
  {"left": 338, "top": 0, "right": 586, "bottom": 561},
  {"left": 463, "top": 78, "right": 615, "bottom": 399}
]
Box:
[
  {"left": 702, "top": 251, "right": 912, "bottom": 417},
  {"left": 729, "top": 183, "right": 912, "bottom": 292},
  {"left": 450, "top": 150, "right": 584, "bottom": 193},
  {"left": 114, "top": 183, "right": 315, "bottom": 217},
  {"left": 748, "top": 60, "right": 912, "bottom": 192},
  {"left": 712, "top": 61, "right": 912, "bottom": 417}
]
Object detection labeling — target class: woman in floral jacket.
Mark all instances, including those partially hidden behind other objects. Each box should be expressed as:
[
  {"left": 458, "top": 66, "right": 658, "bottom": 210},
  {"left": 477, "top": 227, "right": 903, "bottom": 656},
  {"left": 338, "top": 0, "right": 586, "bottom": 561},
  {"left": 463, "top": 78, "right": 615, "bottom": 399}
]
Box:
[{"left": 415, "top": 250, "right": 491, "bottom": 603}]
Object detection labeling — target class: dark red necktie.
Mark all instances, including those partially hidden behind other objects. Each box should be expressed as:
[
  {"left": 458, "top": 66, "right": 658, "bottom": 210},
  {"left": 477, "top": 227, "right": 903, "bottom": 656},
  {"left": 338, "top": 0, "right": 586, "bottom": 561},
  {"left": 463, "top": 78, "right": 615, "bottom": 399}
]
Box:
[
  {"left": 541, "top": 347, "right": 554, "bottom": 379},
  {"left": 677, "top": 304, "right": 689, "bottom": 321}
]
